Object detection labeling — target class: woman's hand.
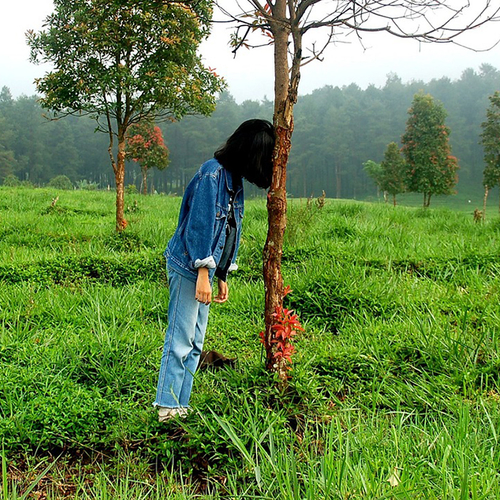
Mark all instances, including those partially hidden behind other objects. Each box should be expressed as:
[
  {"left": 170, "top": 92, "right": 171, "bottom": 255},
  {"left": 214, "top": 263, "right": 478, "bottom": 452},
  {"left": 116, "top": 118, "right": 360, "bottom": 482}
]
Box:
[
  {"left": 214, "top": 279, "right": 228, "bottom": 303},
  {"left": 195, "top": 268, "right": 212, "bottom": 304}
]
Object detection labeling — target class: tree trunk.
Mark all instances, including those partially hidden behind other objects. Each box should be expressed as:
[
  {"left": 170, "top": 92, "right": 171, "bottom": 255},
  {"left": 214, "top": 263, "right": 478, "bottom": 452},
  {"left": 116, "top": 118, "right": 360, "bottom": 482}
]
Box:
[
  {"left": 142, "top": 166, "right": 148, "bottom": 195},
  {"left": 393, "top": 194, "right": 397, "bottom": 206},
  {"left": 482, "top": 185, "right": 488, "bottom": 221},
  {"left": 106, "top": 113, "right": 128, "bottom": 232},
  {"left": 423, "top": 192, "right": 432, "bottom": 208},
  {"left": 335, "top": 163, "right": 341, "bottom": 199},
  {"left": 262, "top": 1, "right": 298, "bottom": 382},
  {"left": 115, "top": 132, "right": 127, "bottom": 231}
]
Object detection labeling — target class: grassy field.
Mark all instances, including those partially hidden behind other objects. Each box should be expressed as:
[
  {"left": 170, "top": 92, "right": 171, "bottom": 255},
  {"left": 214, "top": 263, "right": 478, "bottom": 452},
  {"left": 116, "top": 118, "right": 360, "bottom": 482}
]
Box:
[{"left": 1, "top": 186, "right": 499, "bottom": 499}]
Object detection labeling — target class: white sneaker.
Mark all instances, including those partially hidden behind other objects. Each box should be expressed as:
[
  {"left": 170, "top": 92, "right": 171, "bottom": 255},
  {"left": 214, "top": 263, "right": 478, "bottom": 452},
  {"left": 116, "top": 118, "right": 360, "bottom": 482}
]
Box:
[{"left": 158, "top": 406, "right": 189, "bottom": 422}]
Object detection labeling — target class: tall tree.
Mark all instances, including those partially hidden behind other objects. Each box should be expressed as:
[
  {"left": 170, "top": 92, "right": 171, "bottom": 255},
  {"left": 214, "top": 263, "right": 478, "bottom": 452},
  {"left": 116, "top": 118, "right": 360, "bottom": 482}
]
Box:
[
  {"left": 27, "top": 0, "right": 224, "bottom": 230},
  {"left": 480, "top": 91, "right": 500, "bottom": 212},
  {"left": 126, "top": 121, "right": 170, "bottom": 195},
  {"left": 380, "top": 142, "right": 406, "bottom": 206},
  {"left": 401, "top": 93, "right": 459, "bottom": 207},
  {"left": 220, "top": 0, "right": 498, "bottom": 381}
]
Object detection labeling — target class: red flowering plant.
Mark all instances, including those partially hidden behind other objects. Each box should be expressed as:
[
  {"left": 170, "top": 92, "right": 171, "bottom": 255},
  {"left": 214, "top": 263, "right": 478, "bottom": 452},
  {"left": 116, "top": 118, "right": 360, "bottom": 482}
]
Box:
[{"left": 259, "top": 285, "right": 304, "bottom": 375}]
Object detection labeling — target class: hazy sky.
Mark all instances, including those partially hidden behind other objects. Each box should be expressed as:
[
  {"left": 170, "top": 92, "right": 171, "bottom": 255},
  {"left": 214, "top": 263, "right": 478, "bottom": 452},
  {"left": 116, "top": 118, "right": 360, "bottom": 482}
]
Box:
[{"left": 1, "top": 1, "right": 499, "bottom": 103}]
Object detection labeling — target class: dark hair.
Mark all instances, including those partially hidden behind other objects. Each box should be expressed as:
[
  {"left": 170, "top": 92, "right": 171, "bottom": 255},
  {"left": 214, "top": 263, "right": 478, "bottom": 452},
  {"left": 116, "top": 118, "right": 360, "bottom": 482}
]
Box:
[{"left": 214, "top": 119, "right": 275, "bottom": 189}]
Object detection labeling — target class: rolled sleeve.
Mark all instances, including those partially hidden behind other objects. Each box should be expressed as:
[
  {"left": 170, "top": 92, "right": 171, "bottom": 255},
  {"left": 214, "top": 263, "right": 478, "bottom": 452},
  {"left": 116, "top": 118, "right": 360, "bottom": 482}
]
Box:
[{"left": 195, "top": 256, "right": 217, "bottom": 269}]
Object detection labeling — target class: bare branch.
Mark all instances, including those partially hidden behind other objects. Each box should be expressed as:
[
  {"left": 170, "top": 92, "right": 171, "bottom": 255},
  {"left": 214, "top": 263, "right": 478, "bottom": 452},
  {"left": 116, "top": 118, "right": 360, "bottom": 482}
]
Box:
[{"left": 217, "top": 1, "right": 500, "bottom": 67}]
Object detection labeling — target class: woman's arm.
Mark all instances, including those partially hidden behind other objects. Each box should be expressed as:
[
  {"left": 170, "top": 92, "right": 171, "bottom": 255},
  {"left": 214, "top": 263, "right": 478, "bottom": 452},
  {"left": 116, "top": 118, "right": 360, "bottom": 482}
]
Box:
[
  {"left": 213, "top": 279, "right": 228, "bottom": 303},
  {"left": 195, "top": 267, "right": 212, "bottom": 305}
]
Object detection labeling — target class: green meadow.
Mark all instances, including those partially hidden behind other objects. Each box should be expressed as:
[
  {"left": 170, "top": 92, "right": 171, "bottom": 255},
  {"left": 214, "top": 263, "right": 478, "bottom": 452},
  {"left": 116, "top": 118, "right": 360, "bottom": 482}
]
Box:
[{"left": 1, "top": 187, "right": 499, "bottom": 499}]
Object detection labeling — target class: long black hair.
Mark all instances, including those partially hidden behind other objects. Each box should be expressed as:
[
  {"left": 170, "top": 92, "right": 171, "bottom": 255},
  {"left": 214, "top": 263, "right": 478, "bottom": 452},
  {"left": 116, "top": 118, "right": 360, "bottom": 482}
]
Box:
[{"left": 214, "top": 119, "right": 275, "bottom": 189}]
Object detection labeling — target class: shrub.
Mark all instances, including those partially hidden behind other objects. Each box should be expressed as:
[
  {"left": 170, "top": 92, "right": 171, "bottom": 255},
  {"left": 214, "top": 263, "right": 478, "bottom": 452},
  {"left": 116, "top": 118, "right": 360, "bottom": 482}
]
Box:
[
  {"left": 3, "top": 174, "right": 20, "bottom": 187},
  {"left": 76, "top": 179, "right": 99, "bottom": 190},
  {"left": 20, "top": 180, "right": 35, "bottom": 188},
  {"left": 126, "top": 184, "right": 138, "bottom": 194},
  {"left": 48, "top": 174, "right": 73, "bottom": 190}
]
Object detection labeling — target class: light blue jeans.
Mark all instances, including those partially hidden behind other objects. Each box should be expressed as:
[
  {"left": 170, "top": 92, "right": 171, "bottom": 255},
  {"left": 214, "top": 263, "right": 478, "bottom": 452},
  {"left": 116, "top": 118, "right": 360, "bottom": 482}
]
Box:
[{"left": 154, "top": 267, "right": 210, "bottom": 408}]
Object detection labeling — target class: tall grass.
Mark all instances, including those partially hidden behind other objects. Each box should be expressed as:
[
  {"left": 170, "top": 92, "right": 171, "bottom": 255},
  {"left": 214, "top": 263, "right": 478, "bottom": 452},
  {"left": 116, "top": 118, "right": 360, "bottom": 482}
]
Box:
[{"left": 1, "top": 187, "right": 499, "bottom": 498}]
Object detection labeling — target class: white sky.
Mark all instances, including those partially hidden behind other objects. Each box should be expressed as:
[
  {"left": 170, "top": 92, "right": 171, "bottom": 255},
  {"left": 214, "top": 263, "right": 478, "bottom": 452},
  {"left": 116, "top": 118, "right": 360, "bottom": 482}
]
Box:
[{"left": 1, "top": 0, "right": 499, "bottom": 103}]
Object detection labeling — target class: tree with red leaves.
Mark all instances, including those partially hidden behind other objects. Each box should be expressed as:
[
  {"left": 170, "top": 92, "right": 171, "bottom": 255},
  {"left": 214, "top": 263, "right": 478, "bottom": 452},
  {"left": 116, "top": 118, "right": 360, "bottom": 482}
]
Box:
[{"left": 126, "top": 121, "right": 169, "bottom": 195}]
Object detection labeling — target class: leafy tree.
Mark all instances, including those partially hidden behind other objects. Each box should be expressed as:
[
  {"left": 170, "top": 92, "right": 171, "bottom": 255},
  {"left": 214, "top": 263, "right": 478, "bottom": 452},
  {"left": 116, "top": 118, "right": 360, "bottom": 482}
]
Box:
[
  {"left": 223, "top": 1, "right": 497, "bottom": 381},
  {"left": 402, "top": 93, "right": 459, "bottom": 207},
  {"left": 363, "top": 160, "right": 384, "bottom": 198},
  {"left": 126, "top": 121, "right": 170, "bottom": 195},
  {"left": 380, "top": 142, "right": 406, "bottom": 206},
  {"left": 27, "top": 0, "right": 224, "bottom": 230},
  {"left": 364, "top": 144, "right": 406, "bottom": 205},
  {"left": 480, "top": 91, "right": 500, "bottom": 212}
]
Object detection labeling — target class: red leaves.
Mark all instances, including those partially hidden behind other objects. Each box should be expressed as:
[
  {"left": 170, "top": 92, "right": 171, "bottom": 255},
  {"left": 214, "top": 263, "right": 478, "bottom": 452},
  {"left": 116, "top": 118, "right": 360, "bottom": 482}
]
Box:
[
  {"left": 271, "top": 307, "right": 303, "bottom": 363},
  {"left": 208, "top": 67, "right": 220, "bottom": 78},
  {"left": 259, "top": 286, "right": 304, "bottom": 369},
  {"left": 126, "top": 121, "right": 169, "bottom": 171}
]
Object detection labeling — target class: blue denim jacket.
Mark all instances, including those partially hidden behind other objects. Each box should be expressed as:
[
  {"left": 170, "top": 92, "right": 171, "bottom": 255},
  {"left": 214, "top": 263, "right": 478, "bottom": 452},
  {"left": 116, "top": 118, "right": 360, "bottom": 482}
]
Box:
[{"left": 165, "top": 158, "right": 244, "bottom": 282}]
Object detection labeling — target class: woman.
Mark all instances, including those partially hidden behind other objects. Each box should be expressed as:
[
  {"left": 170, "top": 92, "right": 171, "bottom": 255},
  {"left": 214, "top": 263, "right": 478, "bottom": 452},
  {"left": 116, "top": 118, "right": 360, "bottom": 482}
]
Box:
[{"left": 154, "top": 119, "right": 275, "bottom": 421}]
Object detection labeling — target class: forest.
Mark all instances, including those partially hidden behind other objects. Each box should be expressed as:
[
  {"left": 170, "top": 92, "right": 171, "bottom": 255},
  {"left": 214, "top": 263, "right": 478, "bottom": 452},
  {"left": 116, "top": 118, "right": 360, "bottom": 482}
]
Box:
[{"left": 1, "top": 63, "right": 499, "bottom": 200}]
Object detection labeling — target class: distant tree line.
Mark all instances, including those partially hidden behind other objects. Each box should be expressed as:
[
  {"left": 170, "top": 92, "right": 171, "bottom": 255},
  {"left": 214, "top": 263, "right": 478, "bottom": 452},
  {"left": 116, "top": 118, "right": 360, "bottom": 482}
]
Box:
[{"left": 1, "top": 63, "right": 499, "bottom": 199}]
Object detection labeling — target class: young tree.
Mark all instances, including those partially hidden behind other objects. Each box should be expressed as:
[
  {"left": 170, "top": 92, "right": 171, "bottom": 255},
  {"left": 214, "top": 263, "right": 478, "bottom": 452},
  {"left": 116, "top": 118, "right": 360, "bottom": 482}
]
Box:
[
  {"left": 219, "top": 0, "right": 498, "bottom": 381},
  {"left": 401, "top": 93, "right": 459, "bottom": 208},
  {"left": 381, "top": 142, "right": 406, "bottom": 206},
  {"left": 27, "top": 0, "right": 224, "bottom": 231},
  {"left": 363, "top": 160, "right": 385, "bottom": 200},
  {"left": 364, "top": 144, "right": 406, "bottom": 205},
  {"left": 126, "top": 121, "right": 170, "bottom": 195},
  {"left": 480, "top": 91, "right": 500, "bottom": 213}
]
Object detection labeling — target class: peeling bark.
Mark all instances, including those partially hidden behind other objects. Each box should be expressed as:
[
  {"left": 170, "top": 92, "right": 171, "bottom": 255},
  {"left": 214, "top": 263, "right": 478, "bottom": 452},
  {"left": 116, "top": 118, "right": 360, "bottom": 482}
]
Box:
[{"left": 262, "top": 0, "right": 300, "bottom": 382}]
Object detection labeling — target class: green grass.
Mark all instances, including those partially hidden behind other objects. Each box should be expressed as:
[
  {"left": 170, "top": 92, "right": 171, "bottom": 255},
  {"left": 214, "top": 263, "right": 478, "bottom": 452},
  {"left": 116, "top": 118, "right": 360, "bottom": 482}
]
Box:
[{"left": 1, "top": 186, "right": 499, "bottom": 498}]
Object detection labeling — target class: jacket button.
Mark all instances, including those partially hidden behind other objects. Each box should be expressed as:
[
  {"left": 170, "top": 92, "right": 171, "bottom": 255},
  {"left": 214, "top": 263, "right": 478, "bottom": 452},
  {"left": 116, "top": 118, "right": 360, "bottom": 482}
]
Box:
[{"left": 216, "top": 211, "right": 220, "bottom": 217}]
